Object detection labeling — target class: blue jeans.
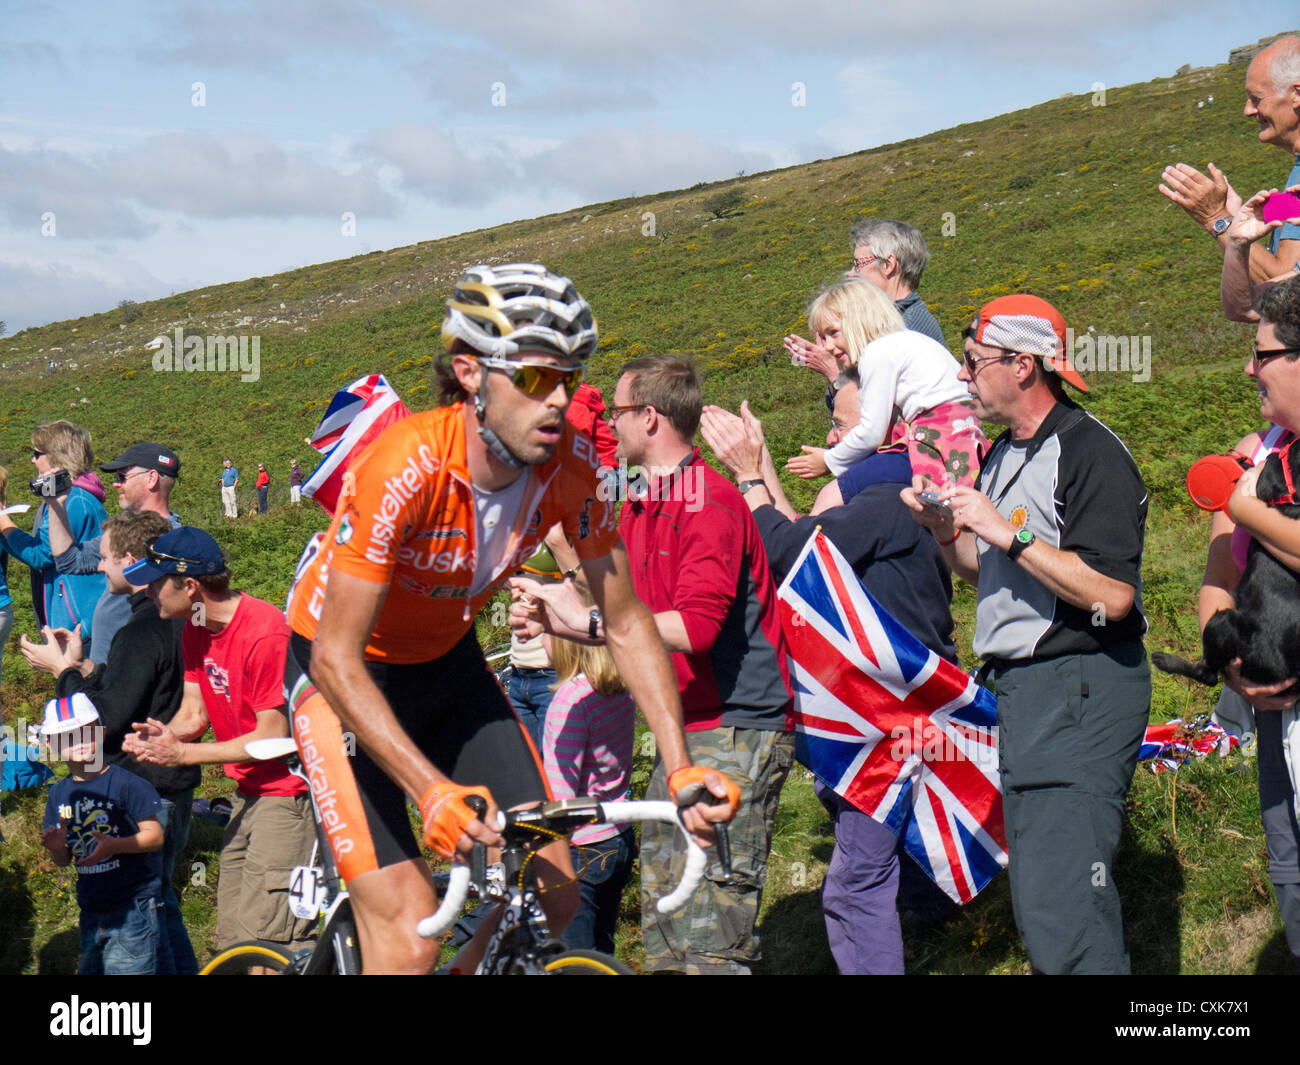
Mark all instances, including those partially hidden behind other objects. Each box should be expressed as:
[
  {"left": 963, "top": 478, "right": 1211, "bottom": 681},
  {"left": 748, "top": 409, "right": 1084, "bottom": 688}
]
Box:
[
  {"left": 506, "top": 667, "right": 557, "bottom": 750},
  {"left": 155, "top": 789, "right": 198, "bottom": 975},
  {"left": 79, "top": 896, "right": 159, "bottom": 975},
  {"left": 566, "top": 827, "right": 637, "bottom": 954},
  {"left": 257, "top": 486, "right": 268, "bottom": 513},
  {"left": 0, "top": 604, "right": 13, "bottom": 690}
]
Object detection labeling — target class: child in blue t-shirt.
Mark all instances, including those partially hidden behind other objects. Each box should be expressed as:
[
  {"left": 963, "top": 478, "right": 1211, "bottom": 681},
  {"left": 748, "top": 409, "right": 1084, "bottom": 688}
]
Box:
[{"left": 40, "top": 693, "right": 163, "bottom": 975}]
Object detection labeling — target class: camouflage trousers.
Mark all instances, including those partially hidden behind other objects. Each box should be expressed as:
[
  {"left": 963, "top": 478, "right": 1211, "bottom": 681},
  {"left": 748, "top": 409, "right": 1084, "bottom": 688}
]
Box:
[{"left": 641, "top": 727, "right": 795, "bottom": 974}]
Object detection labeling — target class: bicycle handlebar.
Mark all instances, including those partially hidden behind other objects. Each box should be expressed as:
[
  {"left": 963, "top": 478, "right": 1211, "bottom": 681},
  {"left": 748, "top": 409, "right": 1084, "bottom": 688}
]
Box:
[{"left": 416, "top": 799, "right": 708, "bottom": 939}]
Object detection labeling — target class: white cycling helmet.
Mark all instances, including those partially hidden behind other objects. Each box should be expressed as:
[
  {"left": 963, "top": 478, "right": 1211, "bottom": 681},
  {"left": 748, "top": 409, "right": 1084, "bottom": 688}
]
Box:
[{"left": 442, "top": 263, "right": 598, "bottom": 362}]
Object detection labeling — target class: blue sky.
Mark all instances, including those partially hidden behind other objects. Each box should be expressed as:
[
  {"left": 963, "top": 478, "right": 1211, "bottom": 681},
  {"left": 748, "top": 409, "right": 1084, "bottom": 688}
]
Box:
[{"left": 1, "top": 0, "right": 1296, "bottom": 334}]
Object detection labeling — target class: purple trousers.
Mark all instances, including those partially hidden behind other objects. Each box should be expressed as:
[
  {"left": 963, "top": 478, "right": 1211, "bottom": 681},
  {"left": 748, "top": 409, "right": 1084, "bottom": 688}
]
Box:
[{"left": 816, "top": 781, "right": 904, "bottom": 975}]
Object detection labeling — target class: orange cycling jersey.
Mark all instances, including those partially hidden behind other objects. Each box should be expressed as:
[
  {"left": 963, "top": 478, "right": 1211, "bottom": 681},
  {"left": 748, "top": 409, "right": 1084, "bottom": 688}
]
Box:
[{"left": 288, "top": 402, "right": 620, "bottom": 663}]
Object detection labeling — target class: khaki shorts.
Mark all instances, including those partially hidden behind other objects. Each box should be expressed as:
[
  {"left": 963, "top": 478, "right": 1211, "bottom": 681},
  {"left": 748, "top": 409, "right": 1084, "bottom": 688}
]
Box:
[{"left": 217, "top": 792, "right": 316, "bottom": 951}]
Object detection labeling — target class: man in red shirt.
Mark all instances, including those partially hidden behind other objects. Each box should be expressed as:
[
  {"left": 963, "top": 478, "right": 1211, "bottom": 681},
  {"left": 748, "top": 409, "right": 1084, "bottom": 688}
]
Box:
[
  {"left": 122, "top": 526, "right": 314, "bottom": 953},
  {"left": 517, "top": 355, "right": 794, "bottom": 973}
]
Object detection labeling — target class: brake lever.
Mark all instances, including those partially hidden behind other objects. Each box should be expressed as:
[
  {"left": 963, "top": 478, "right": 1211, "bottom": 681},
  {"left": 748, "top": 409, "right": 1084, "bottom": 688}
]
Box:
[
  {"left": 674, "top": 783, "right": 734, "bottom": 882},
  {"left": 465, "top": 794, "right": 488, "bottom": 892}
]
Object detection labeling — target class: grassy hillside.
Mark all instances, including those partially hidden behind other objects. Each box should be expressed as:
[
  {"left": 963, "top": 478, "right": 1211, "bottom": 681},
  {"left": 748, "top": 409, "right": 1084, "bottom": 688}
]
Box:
[{"left": 2, "top": 56, "right": 1296, "bottom": 973}]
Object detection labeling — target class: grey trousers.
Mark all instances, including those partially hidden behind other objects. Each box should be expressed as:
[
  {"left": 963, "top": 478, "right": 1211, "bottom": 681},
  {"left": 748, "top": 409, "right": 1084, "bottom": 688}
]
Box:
[{"left": 993, "top": 642, "right": 1150, "bottom": 974}]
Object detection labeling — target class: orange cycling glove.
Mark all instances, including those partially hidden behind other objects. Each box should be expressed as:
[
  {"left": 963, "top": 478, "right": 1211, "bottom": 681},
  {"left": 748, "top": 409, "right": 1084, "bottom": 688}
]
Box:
[
  {"left": 667, "top": 766, "right": 742, "bottom": 818},
  {"left": 418, "top": 781, "right": 494, "bottom": 859}
]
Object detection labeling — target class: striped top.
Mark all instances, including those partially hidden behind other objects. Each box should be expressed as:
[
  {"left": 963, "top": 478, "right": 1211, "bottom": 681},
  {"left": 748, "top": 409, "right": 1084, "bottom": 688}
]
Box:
[{"left": 542, "top": 675, "right": 634, "bottom": 846}]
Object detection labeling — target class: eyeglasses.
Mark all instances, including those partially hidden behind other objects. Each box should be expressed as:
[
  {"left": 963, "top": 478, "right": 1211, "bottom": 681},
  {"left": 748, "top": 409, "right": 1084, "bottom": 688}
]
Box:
[
  {"left": 1251, "top": 346, "right": 1300, "bottom": 368},
  {"left": 478, "top": 356, "right": 584, "bottom": 398},
  {"left": 852, "top": 254, "right": 886, "bottom": 271},
  {"left": 31, "top": 448, "right": 45, "bottom": 459},
  {"left": 113, "top": 469, "right": 150, "bottom": 486},
  {"left": 962, "top": 350, "right": 1016, "bottom": 375},
  {"left": 605, "top": 404, "right": 647, "bottom": 423}
]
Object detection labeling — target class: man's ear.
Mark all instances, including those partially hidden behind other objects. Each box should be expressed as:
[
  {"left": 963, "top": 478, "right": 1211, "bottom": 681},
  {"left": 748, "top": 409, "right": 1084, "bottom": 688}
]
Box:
[{"left": 451, "top": 353, "right": 483, "bottom": 397}]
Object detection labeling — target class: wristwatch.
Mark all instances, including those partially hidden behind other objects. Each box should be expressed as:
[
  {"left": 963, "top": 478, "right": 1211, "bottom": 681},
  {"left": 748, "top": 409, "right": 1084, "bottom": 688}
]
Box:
[
  {"left": 588, "top": 608, "right": 602, "bottom": 640},
  {"left": 737, "top": 479, "right": 766, "bottom": 495},
  {"left": 1211, "top": 216, "right": 1233, "bottom": 236},
  {"left": 1006, "top": 527, "right": 1035, "bottom": 561}
]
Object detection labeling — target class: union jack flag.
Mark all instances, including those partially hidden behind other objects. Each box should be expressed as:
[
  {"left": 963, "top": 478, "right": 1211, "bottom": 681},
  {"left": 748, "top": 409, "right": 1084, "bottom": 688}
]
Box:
[
  {"left": 302, "top": 373, "right": 412, "bottom": 514},
  {"left": 778, "top": 530, "right": 1007, "bottom": 904}
]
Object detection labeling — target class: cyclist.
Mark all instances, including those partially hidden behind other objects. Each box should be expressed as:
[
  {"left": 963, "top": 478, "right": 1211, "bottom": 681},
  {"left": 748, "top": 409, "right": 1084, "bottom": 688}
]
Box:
[{"left": 284, "top": 263, "right": 738, "bottom": 974}]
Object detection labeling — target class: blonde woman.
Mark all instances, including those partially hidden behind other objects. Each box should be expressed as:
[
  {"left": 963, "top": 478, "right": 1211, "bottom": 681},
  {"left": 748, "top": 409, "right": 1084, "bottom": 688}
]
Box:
[
  {"left": 0, "top": 422, "right": 108, "bottom": 647},
  {"left": 542, "top": 628, "right": 635, "bottom": 955},
  {"left": 785, "top": 277, "right": 986, "bottom": 490}
]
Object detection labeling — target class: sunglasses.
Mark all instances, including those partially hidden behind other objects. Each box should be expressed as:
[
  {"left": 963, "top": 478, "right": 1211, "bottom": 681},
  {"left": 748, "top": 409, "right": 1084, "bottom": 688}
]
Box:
[
  {"left": 113, "top": 469, "right": 150, "bottom": 485},
  {"left": 961, "top": 350, "right": 1016, "bottom": 375},
  {"left": 478, "top": 357, "right": 584, "bottom": 398},
  {"left": 1251, "top": 346, "right": 1300, "bottom": 368},
  {"left": 31, "top": 448, "right": 45, "bottom": 459}
]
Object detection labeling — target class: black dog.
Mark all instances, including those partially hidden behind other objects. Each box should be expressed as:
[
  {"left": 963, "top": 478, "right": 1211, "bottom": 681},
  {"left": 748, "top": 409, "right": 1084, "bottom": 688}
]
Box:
[{"left": 1153, "top": 438, "right": 1300, "bottom": 696}]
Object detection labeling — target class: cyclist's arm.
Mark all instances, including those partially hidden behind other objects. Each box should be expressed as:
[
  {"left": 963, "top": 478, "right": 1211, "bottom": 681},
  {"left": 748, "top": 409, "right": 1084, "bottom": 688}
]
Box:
[
  {"left": 309, "top": 569, "right": 498, "bottom": 845},
  {"left": 578, "top": 545, "right": 700, "bottom": 794}
]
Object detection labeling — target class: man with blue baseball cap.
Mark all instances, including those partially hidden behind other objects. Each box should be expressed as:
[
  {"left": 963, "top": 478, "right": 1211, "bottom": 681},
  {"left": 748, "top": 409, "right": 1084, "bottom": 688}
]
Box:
[{"left": 122, "top": 526, "right": 315, "bottom": 955}]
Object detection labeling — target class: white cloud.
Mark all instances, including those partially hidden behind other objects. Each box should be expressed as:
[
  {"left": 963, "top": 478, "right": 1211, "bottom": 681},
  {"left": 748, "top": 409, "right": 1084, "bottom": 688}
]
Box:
[
  {"left": 524, "top": 123, "right": 771, "bottom": 202},
  {"left": 0, "top": 250, "right": 174, "bottom": 336},
  {"left": 104, "top": 131, "right": 398, "bottom": 219}
]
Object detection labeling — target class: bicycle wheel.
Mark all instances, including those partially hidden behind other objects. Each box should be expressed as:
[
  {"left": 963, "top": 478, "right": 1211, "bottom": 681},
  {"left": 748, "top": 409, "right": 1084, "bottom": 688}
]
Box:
[
  {"left": 542, "top": 949, "right": 634, "bottom": 975},
  {"left": 200, "top": 941, "right": 297, "bottom": 975}
]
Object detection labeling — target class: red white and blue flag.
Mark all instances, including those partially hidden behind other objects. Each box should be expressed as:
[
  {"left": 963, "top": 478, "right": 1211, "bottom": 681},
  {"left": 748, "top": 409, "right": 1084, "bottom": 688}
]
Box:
[
  {"left": 302, "top": 373, "right": 412, "bottom": 514},
  {"left": 777, "top": 530, "right": 1007, "bottom": 904}
]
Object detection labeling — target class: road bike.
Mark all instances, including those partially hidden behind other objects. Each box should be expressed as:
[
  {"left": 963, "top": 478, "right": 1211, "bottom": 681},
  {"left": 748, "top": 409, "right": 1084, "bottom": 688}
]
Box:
[{"left": 201, "top": 738, "right": 711, "bottom": 975}]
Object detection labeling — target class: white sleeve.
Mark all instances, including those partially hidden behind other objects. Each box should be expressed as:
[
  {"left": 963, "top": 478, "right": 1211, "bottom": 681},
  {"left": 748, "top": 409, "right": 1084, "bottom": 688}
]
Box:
[{"left": 825, "top": 347, "right": 898, "bottom": 476}]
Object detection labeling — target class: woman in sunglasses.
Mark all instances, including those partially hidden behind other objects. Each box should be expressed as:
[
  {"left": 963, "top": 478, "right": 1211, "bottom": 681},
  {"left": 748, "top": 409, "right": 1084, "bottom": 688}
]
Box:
[
  {"left": 0, "top": 421, "right": 108, "bottom": 654},
  {"left": 1198, "top": 274, "right": 1300, "bottom": 969}
]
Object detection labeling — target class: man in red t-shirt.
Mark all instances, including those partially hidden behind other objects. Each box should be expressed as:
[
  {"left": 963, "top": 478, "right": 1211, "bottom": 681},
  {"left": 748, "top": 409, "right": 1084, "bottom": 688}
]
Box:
[{"left": 122, "top": 526, "right": 314, "bottom": 953}]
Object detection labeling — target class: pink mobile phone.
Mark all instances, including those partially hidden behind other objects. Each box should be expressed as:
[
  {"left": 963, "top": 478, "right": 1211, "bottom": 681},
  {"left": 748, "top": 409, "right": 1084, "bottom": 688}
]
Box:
[{"left": 1262, "top": 191, "right": 1300, "bottom": 224}]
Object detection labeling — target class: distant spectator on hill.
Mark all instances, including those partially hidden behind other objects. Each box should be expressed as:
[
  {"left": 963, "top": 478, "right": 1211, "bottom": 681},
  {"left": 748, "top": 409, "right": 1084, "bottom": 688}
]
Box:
[
  {"left": 256, "top": 464, "right": 270, "bottom": 514},
  {"left": 47, "top": 442, "right": 181, "bottom": 665},
  {"left": 1159, "top": 36, "right": 1300, "bottom": 318},
  {"left": 0, "top": 421, "right": 107, "bottom": 652},
  {"left": 288, "top": 459, "right": 304, "bottom": 504},
  {"left": 220, "top": 460, "right": 239, "bottom": 518}
]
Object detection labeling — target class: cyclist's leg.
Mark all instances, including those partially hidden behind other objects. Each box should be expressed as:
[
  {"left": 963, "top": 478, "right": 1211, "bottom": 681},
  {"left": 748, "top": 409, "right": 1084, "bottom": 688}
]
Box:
[
  {"left": 288, "top": 636, "right": 435, "bottom": 973},
  {"left": 420, "top": 634, "right": 579, "bottom": 934},
  {"left": 347, "top": 858, "right": 443, "bottom": 974}
]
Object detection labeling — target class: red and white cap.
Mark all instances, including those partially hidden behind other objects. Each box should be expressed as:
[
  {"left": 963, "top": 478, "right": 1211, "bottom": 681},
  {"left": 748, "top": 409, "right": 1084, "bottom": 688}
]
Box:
[
  {"left": 40, "top": 692, "right": 101, "bottom": 736},
  {"left": 969, "top": 294, "right": 1089, "bottom": 393}
]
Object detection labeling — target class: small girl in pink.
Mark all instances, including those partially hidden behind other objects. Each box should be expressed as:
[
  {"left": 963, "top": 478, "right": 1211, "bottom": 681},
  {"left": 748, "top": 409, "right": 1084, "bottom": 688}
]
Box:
[
  {"left": 542, "top": 632, "right": 635, "bottom": 955},
  {"left": 786, "top": 277, "right": 987, "bottom": 489}
]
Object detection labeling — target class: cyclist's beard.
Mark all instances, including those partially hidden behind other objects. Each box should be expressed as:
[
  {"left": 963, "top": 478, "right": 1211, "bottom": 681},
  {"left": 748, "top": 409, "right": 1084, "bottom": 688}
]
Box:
[{"left": 473, "top": 390, "right": 563, "bottom": 468}]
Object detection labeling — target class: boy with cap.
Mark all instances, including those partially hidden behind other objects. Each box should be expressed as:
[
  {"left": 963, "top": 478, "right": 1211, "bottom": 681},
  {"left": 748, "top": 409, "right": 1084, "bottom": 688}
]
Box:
[
  {"left": 121, "top": 526, "right": 314, "bottom": 954},
  {"left": 40, "top": 692, "right": 164, "bottom": 975},
  {"left": 903, "top": 294, "right": 1150, "bottom": 974}
]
